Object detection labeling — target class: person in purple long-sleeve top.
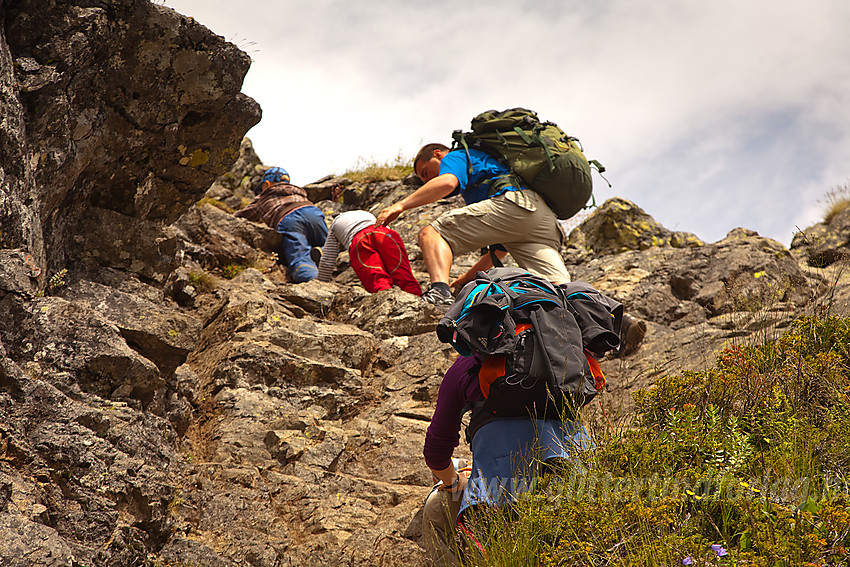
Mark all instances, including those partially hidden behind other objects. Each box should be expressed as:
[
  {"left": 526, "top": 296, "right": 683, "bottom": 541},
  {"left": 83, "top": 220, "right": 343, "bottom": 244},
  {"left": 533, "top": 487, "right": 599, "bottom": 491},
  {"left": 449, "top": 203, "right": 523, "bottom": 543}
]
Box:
[
  {"left": 421, "top": 355, "right": 480, "bottom": 566},
  {"left": 421, "top": 355, "right": 591, "bottom": 566},
  {"left": 423, "top": 355, "right": 484, "bottom": 474}
]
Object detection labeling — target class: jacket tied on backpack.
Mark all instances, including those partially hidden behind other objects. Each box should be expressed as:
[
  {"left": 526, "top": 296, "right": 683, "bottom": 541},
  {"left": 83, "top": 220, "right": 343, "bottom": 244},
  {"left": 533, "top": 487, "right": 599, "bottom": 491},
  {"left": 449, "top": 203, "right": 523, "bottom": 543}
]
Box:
[{"left": 435, "top": 268, "right": 622, "bottom": 441}]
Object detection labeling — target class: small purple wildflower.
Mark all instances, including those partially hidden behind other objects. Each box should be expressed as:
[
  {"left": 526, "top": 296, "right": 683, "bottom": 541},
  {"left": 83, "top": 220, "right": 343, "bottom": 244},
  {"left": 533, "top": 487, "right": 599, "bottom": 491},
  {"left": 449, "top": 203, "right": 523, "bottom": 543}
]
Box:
[
  {"left": 682, "top": 557, "right": 693, "bottom": 565},
  {"left": 711, "top": 543, "right": 728, "bottom": 557}
]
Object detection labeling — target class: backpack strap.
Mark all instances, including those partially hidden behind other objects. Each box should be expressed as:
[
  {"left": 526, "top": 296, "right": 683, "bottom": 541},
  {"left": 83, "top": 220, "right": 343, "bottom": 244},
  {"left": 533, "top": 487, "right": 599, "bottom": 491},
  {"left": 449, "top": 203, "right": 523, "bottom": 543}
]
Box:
[
  {"left": 584, "top": 349, "right": 606, "bottom": 391},
  {"left": 459, "top": 356, "right": 485, "bottom": 419},
  {"left": 524, "top": 126, "right": 556, "bottom": 170},
  {"left": 451, "top": 130, "right": 475, "bottom": 177},
  {"left": 463, "top": 400, "right": 487, "bottom": 445},
  {"left": 487, "top": 246, "right": 504, "bottom": 268},
  {"left": 511, "top": 126, "right": 535, "bottom": 145},
  {"left": 486, "top": 174, "right": 524, "bottom": 198},
  {"left": 588, "top": 159, "right": 611, "bottom": 189}
]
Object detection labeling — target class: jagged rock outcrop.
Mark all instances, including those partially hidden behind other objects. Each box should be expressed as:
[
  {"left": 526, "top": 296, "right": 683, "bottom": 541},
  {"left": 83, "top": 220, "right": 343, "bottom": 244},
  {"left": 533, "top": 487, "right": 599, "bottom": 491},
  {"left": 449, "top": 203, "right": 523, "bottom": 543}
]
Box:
[
  {"left": 0, "top": 369, "right": 186, "bottom": 567},
  {"left": 1, "top": 0, "right": 260, "bottom": 284},
  {"left": 566, "top": 196, "right": 704, "bottom": 257},
  {"left": 0, "top": 1, "right": 258, "bottom": 564},
  {"left": 791, "top": 199, "right": 850, "bottom": 268},
  {"left": 4, "top": 3, "right": 850, "bottom": 566},
  {"left": 564, "top": 203, "right": 823, "bottom": 416}
]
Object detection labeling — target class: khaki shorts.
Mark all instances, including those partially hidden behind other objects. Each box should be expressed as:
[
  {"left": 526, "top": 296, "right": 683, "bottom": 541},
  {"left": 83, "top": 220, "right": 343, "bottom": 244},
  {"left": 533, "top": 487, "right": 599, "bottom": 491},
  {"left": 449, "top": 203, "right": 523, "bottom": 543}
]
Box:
[{"left": 430, "top": 190, "right": 571, "bottom": 284}]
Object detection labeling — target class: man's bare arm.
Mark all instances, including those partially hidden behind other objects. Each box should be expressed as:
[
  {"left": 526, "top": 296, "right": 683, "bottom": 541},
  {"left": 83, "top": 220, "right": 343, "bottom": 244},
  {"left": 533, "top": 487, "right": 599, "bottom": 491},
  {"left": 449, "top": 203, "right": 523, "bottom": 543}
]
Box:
[{"left": 375, "top": 173, "right": 459, "bottom": 226}]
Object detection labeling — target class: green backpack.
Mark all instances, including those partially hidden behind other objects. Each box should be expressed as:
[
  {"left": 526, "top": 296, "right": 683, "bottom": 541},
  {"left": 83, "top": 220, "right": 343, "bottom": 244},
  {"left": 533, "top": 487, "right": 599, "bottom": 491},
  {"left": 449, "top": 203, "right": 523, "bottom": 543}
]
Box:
[{"left": 451, "top": 108, "right": 604, "bottom": 220}]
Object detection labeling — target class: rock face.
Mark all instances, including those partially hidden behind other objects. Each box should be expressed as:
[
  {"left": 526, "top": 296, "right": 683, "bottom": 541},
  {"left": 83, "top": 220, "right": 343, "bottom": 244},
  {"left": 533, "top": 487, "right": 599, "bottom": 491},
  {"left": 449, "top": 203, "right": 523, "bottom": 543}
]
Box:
[
  {"left": 4, "top": 3, "right": 850, "bottom": 567},
  {"left": 566, "top": 197, "right": 704, "bottom": 256},
  {"left": 565, "top": 205, "right": 823, "bottom": 417},
  {"left": 1, "top": 0, "right": 261, "bottom": 283},
  {"left": 791, "top": 202, "right": 850, "bottom": 268}
]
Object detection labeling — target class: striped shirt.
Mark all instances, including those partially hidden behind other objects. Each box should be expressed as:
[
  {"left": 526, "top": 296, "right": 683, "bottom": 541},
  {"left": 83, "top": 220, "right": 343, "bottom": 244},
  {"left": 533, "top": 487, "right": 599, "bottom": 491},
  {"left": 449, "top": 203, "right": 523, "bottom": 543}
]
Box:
[
  {"left": 233, "top": 183, "right": 313, "bottom": 228},
  {"left": 317, "top": 210, "right": 377, "bottom": 282}
]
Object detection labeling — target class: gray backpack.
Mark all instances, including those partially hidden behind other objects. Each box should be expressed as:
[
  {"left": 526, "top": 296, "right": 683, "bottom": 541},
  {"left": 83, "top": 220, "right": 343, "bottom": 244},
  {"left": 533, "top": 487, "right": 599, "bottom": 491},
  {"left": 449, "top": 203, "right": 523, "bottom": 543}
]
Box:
[{"left": 435, "top": 268, "right": 622, "bottom": 438}]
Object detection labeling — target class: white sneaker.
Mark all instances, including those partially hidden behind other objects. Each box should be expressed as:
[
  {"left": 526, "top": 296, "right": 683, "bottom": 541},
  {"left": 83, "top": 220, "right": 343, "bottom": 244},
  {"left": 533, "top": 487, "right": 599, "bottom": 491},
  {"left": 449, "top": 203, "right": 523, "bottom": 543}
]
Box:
[{"left": 421, "top": 286, "right": 453, "bottom": 308}]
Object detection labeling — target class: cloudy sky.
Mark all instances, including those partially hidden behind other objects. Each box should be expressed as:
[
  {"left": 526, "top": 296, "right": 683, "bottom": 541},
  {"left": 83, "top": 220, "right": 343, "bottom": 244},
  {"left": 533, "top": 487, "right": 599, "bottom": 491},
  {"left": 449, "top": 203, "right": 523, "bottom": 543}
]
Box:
[{"left": 164, "top": 0, "right": 849, "bottom": 245}]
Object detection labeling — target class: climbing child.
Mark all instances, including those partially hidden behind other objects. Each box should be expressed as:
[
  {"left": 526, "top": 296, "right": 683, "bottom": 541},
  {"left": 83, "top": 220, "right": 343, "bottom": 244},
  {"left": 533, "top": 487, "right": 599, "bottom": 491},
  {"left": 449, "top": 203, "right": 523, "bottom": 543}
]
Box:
[
  {"left": 315, "top": 210, "right": 422, "bottom": 296},
  {"left": 234, "top": 167, "right": 327, "bottom": 283}
]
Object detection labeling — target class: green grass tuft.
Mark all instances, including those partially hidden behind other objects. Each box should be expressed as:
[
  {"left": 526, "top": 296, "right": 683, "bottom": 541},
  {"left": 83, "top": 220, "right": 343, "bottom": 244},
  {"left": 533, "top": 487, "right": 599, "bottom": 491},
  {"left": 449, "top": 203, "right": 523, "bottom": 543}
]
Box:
[
  {"left": 197, "top": 197, "right": 234, "bottom": 214},
  {"left": 187, "top": 270, "right": 217, "bottom": 292},
  {"left": 821, "top": 181, "right": 850, "bottom": 224},
  {"left": 340, "top": 154, "right": 413, "bottom": 183},
  {"left": 221, "top": 264, "right": 247, "bottom": 280},
  {"left": 457, "top": 315, "right": 850, "bottom": 566}
]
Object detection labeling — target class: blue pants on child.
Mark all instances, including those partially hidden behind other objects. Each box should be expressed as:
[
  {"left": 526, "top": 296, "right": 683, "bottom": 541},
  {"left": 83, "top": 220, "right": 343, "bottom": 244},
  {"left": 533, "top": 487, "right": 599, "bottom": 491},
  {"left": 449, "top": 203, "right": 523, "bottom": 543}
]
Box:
[{"left": 277, "top": 206, "right": 328, "bottom": 283}]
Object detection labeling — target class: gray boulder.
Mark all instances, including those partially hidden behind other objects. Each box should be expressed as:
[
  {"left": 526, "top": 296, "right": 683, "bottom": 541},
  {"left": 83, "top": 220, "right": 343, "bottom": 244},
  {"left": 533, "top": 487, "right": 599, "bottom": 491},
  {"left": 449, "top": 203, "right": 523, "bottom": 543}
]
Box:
[
  {"left": 1, "top": 0, "right": 260, "bottom": 286},
  {"left": 791, "top": 202, "right": 850, "bottom": 267}
]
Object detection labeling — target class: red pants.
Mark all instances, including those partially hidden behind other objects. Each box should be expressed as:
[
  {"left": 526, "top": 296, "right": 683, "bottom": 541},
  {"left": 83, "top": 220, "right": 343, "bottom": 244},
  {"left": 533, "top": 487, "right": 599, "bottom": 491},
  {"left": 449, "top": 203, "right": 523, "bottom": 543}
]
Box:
[{"left": 350, "top": 226, "right": 422, "bottom": 296}]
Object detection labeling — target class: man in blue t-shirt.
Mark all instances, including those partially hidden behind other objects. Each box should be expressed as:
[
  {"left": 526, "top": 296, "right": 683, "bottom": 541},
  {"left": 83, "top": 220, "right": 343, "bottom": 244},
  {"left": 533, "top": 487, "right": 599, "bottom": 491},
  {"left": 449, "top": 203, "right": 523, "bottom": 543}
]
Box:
[{"left": 375, "top": 143, "right": 571, "bottom": 306}]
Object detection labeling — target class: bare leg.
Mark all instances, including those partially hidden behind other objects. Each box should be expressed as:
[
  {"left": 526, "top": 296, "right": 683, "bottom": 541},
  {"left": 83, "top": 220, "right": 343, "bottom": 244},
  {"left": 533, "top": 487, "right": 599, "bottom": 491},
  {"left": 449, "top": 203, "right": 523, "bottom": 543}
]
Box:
[{"left": 419, "top": 225, "right": 453, "bottom": 285}]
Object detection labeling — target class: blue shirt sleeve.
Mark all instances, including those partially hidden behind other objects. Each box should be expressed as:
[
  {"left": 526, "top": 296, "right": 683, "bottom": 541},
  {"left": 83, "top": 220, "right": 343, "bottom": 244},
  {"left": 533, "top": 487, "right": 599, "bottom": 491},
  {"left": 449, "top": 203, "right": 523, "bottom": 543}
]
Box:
[
  {"left": 438, "top": 149, "right": 515, "bottom": 205},
  {"left": 438, "top": 150, "right": 472, "bottom": 198}
]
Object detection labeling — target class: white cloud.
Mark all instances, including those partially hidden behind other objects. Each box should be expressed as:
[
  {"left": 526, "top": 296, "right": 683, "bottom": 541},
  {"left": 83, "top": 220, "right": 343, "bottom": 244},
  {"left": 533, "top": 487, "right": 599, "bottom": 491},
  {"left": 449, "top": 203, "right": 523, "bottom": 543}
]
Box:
[{"left": 164, "top": 0, "right": 850, "bottom": 244}]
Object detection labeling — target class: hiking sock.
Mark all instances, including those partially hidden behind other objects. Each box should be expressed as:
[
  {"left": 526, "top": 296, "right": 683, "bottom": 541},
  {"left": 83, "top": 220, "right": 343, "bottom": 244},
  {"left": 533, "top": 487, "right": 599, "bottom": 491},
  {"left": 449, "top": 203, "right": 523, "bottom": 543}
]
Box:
[{"left": 429, "top": 282, "right": 451, "bottom": 297}]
